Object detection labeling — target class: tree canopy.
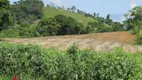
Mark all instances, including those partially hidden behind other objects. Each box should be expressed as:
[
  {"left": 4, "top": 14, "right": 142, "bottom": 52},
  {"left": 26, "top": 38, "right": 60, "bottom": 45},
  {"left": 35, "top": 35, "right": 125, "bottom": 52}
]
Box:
[
  {"left": 0, "top": 0, "right": 11, "bottom": 30},
  {"left": 10, "top": 0, "right": 44, "bottom": 25},
  {"left": 124, "top": 6, "right": 142, "bottom": 33}
]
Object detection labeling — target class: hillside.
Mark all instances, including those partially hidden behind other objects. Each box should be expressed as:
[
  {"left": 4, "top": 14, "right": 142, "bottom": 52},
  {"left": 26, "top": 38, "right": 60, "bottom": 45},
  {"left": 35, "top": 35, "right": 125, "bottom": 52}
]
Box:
[
  {"left": 4, "top": 32, "right": 142, "bottom": 53},
  {"left": 43, "top": 7, "right": 96, "bottom": 26}
]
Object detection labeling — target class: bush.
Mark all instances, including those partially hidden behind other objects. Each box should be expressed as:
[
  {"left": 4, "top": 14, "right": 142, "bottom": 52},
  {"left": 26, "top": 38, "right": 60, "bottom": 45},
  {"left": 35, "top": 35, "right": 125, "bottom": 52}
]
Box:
[
  {"left": 112, "top": 22, "right": 124, "bottom": 31},
  {"left": 0, "top": 28, "right": 19, "bottom": 38},
  {"left": 0, "top": 43, "right": 142, "bottom": 79},
  {"left": 0, "top": 23, "right": 40, "bottom": 38},
  {"left": 130, "top": 26, "right": 140, "bottom": 35},
  {"left": 18, "top": 23, "right": 31, "bottom": 37},
  {"left": 86, "top": 21, "right": 99, "bottom": 33},
  {"left": 67, "top": 43, "right": 79, "bottom": 56},
  {"left": 99, "top": 24, "right": 113, "bottom": 32},
  {"left": 37, "top": 17, "right": 60, "bottom": 36},
  {"left": 55, "top": 14, "right": 84, "bottom": 35},
  {"left": 86, "top": 22, "right": 113, "bottom": 33},
  {"left": 0, "top": 43, "right": 45, "bottom": 78},
  {"left": 136, "top": 30, "right": 142, "bottom": 45}
]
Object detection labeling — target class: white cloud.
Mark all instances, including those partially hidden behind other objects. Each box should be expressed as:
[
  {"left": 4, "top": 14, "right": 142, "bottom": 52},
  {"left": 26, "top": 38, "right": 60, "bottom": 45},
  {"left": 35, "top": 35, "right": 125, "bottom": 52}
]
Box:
[
  {"left": 10, "top": 0, "right": 19, "bottom": 4},
  {"left": 130, "top": 4, "right": 136, "bottom": 9},
  {"left": 48, "top": 0, "right": 72, "bottom": 7},
  {"left": 49, "top": 0, "right": 62, "bottom": 6},
  {"left": 130, "top": 0, "right": 136, "bottom": 9}
]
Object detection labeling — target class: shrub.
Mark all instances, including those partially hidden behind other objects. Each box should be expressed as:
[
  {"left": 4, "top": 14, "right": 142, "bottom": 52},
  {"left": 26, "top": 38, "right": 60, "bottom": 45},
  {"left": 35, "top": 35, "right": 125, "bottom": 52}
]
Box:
[
  {"left": 18, "top": 23, "right": 31, "bottom": 37},
  {"left": 0, "top": 43, "right": 45, "bottom": 78},
  {"left": 130, "top": 26, "right": 140, "bottom": 35},
  {"left": 99, "top": 24, "right": 113, "bottom": 32},
  {"left": 112, "top": 22, "right": 124, "bottom": 31},
  {"left": 67, "top": 43, "right": 79, "bottom": 56},
  {"left": 136, "top": 30, "right": 142, "bottom": 45},
  {"left": 86, "top": 21, "right": 113, "bottom": 33},
  {"left": 86, "top": 21, "right": 99, "bottom": 33},
  {"left": 54, "top": 14, "right": 84, "bottom": 35},
  {"left": 0, "top": 23, "right": 40, "bottom": 38},
  {"left": 0, "top": 28, "right": 19, "bottom": 38},
  {"left": 37, "top": 17, "right": 60, "bottom": 36},
  {"left": 0, "top": 43, "right": 142, "bottom": 79}
]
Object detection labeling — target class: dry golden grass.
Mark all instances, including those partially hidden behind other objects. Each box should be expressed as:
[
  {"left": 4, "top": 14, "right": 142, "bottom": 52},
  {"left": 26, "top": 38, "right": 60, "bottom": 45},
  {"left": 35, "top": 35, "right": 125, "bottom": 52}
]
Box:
[{"left": 4, "top": 31, "right": 142, "bottom": 53}]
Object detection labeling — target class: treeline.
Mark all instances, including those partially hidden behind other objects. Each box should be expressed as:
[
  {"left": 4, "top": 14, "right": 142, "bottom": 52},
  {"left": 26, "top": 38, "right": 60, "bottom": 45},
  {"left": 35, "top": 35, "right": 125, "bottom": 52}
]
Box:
[
  {"left": 46, "top": 3, "right": 124, "bottom": 33},
  {"left": 37, "top": 15, "right": 84, "bottom": 36}
]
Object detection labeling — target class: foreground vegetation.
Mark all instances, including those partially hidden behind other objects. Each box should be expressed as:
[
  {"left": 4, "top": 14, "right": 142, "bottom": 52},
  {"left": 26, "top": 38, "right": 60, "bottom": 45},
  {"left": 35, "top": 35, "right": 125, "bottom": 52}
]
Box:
[{"left": 0, "top": 42, "right": 142, "bottom": 80}]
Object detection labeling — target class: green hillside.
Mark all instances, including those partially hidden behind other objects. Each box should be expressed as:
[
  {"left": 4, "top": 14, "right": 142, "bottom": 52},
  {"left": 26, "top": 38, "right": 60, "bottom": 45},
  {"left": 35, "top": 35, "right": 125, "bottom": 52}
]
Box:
[
  {"left": 0, "top": 0, "right": 125, "bottom": 38},
  {"left": 43, "top": 7, "right": 96, "bottom": 26}
]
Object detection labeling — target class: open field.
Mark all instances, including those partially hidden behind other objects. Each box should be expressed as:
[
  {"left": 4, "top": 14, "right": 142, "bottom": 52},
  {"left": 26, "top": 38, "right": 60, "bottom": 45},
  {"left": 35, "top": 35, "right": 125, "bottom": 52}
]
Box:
[{"left": 3, "top": 31, "right": 142, "bottom": 53}]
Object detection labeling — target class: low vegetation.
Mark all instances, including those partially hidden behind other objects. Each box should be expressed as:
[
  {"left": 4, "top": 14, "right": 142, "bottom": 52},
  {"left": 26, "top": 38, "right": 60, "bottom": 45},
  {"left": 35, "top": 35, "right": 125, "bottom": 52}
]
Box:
[
  {"left": 0, "top": 42, "right": 142, "bottom": 80},
  {"left": 135, "top": 30, "right": 142, "bottom": 44}
]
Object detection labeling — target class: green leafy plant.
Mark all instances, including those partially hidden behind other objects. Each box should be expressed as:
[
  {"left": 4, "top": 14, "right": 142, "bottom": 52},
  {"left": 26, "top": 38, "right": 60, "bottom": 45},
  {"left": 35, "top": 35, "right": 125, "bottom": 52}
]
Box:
[
  {"left": 136, "top": 30, "right": 142, "bottom": 45},
  {"left": 0, "top": 43, "right": 142, "bottom": 80},
  {"left": 67, "top": 43, "right": 79, "bottom": 56}
]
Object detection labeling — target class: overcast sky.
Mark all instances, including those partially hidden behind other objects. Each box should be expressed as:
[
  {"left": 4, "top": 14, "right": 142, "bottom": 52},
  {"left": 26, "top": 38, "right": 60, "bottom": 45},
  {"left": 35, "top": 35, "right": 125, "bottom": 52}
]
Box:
[{"left": 10, "top": 0, "right": 142, "bottom": 17}]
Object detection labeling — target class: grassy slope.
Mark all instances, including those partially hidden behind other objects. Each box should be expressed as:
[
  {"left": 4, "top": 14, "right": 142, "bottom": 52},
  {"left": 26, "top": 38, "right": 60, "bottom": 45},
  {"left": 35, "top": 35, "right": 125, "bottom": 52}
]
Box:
[{"left": 43, "top": 7, "right": 96, "bottom": 26}]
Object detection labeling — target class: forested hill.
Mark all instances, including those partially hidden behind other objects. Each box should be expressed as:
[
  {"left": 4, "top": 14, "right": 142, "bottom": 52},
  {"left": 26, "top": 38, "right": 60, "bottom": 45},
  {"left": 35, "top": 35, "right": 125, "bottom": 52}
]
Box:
[
  {"left": 43, "top": 7, "right": 96, "bottom": 26},
  {"left": 42, "top": 6, "right": 124, "bottom": 32},
  {"left": 0, "top": 0, "right": 125, "bottom": 38},
  {"left": 0, "top": 0, "right": 142, "bottom": 45}
]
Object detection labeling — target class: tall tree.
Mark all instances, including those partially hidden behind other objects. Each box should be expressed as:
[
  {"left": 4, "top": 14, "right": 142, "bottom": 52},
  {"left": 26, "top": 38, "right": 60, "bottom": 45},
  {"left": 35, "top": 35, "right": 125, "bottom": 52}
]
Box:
[
  {"left": 54, "top": 14, "right": 83, "bottom": 35},
  {"left": 112, "top": 22, "right": 124, "bottom": 31},
  {"left": 124, "top": 6, "right": 142, "bottom": 33},
  {"left": 10, "top": 0, "right": 44, "bottom": 24},
  {"left": 97, "top": 13, "right": 100, "bottom": 17},
  {"left": 0, "top": 0, "right": 11, "bottom": 30},
  {"left": 68, "top": 8, "right": 70, "bottom": 10},
  {"left": 105, "top": 14, "right": 112, "bottom": 25},
  {"left": 93, "top": 13, "right": 96, "bottom": 18},
  {"left": 37, "top": 17, "right": 60, "bottom": 36},
  {"left": 71, "top": 6, "right": 76, "bottom": 12},
  {"left": 106, "top": 14, "right": 110, "bottom": 20}
]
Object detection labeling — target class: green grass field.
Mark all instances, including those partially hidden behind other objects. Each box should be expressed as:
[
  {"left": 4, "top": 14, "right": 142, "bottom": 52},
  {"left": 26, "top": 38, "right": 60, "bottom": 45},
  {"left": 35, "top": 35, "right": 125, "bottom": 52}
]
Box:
[{"left": 43, "top": 7, "right": 96, "bottom": 26}]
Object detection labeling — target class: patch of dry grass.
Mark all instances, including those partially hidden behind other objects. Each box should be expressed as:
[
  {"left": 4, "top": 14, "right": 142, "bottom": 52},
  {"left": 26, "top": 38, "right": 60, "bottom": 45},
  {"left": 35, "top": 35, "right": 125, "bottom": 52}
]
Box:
[{"left": 4, "top": 31, "right": 141, "bottom": 53}]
